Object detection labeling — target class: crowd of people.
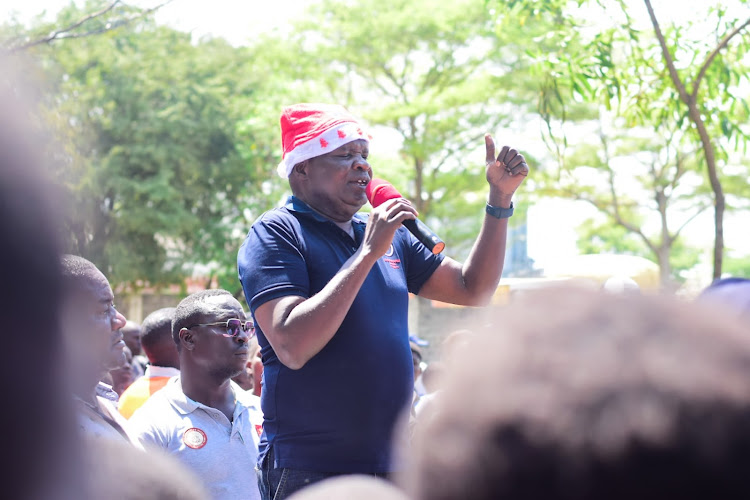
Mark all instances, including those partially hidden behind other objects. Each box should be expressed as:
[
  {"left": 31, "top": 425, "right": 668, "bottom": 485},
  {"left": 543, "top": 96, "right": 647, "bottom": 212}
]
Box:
[{"left": 5, "top": 75, "right": 750, "bottom": 499}]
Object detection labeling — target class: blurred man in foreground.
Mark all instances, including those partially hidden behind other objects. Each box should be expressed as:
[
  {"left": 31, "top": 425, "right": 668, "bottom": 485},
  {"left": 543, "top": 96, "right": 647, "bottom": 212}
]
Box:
[{"left": 402, "top": 286, "right": 750, "bottom": 500}]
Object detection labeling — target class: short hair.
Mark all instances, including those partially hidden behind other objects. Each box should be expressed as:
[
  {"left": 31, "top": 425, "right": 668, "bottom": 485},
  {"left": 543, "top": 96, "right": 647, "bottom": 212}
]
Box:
[
  {"left": 410, "top": 341, "right": 423, "bottom": 363},
  {"left": 141, "top": 307, "right": 176, "bottom": 353},
  {"left": 172, "top": 289, "right": 234, "bottom": 345},
  {"left": 87, "top": 438, "right": 207, "bottom": 499},
  {"left": 282, "top": 475, "right": 408, "bottom": 500},
  {"left": 404, "top": 286, "right": 750, "bottom": 500},
  {"left": 60, "top": 254, "right": 107, "bottom": 294}
]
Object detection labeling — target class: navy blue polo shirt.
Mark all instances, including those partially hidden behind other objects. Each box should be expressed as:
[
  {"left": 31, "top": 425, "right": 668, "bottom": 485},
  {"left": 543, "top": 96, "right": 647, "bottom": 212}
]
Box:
[{"left": 237, "top": 196, "right": 443, "bottom": 473}]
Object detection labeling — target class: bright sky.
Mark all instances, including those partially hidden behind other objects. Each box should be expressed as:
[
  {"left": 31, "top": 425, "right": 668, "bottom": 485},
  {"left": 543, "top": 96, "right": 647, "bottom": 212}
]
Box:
[{"left": 3, "top": 0, "right": 747, "bottom": 287}]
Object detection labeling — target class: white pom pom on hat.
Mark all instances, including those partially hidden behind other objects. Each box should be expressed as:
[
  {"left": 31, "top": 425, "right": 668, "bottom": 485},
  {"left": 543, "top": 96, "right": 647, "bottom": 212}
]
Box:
[{"left": 277, "top": 103, "right": 371, "bottom": 178}]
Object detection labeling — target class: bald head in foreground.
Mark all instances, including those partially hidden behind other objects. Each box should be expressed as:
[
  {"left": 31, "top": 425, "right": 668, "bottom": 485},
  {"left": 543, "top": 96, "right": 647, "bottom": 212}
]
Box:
[{"left": 403, "top": 286, "right": 750, "bottom": 500}]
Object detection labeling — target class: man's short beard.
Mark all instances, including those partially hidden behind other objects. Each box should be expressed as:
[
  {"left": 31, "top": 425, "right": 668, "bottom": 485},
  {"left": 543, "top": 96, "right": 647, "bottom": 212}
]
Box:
[{"left": 209, "top": 365, "right": 242, "bottom": 381}]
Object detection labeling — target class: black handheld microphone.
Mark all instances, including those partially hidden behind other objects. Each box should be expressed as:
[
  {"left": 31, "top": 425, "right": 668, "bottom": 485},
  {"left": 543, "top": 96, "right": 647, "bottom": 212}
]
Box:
[{"left": 366, "top": 178, "right": 445, "bottom": 255}]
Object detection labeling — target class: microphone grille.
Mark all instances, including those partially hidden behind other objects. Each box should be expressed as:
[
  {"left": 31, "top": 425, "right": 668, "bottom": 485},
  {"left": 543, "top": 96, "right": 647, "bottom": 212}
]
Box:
[{"left": 366, "top": 178, "right": 402, "bottom": 207}]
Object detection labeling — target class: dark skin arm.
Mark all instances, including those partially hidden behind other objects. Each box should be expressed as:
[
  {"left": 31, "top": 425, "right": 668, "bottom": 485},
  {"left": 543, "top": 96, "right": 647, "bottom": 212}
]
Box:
[
  {"left": 418, "top": 133, "right": 529, "bottom": 306},
  {"left": 253, "top": 197, "right": 419, "bottom": 370}
]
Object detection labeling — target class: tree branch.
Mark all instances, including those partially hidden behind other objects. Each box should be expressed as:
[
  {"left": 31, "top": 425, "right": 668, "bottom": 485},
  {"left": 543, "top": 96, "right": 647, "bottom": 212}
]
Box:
[
  {"left": 692, "top": 16, "right": 750, "bottom": 102},
  {"left": 574, "top": 192, "right": 659, "bottom": 256},
  {"left": 643, "top": 0, "right": 691, "bottom": 105},
  {"left": 8, "top": 0, "right": 173, "bottom": 53},
  {"left": 673, "top": 204, "right": 710, "bottom": 239}
]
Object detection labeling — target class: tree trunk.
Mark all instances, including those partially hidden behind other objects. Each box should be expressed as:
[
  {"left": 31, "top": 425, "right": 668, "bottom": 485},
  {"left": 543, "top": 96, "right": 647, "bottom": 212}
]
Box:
[
  {"left": 643, "top": 0, "right": 726, "bottom": 280},
  {"left": 656, "top": 245, "right": 673, "bottom": 290}
]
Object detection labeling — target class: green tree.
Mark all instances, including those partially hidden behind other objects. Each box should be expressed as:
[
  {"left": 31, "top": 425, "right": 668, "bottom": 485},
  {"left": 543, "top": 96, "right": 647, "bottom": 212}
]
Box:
[
  {"left": 280, "top": 0, "right": 552, "bottom": 260},
  {"left": 25, "top": 10, "right": 276, "bottom": 294},
  {"left": 540, "top": 119, "right": 718, "bottom": 287},
  {"left": 1, "top": 0, "right": 171, "bottom": 53},
  {"left": 524, "top": 0, "right": 750, "bottom": 281}
]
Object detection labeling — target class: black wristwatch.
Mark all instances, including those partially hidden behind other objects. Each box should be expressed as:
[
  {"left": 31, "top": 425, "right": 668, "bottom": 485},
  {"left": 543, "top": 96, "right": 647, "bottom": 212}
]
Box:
[{"left": 485, "top": 201, "right": 514, "bottom": 219}]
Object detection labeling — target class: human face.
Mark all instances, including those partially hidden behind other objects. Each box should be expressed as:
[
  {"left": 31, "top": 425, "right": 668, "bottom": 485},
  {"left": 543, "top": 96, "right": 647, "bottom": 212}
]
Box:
[
  {"left": 186, "top": 296, "right": 251, "bottom": 380},
  {"left": 301, "top": 139, "right": 371, "bottom": 222},
  {"left": 121, "top": 322, "right": 142, "bottom": 356},
  {"left": 412, "top": 350, "right": 423, "bottom": 380},
  {"left": 63, "top": 273, "right": 128, "bottom": 384},
  {"left": 110, "top": 345, "right": 134, "bottom": 396},
  {"left": 249, "top": 341, "right": 263, "bottom": 396}
]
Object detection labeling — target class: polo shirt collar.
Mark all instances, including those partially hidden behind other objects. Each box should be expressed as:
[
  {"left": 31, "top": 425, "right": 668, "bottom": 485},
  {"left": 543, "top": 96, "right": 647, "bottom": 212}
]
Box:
[
  {"left": 166, "top": 376, "right": 246, "bottom": 418},
  {"left": 285, "top": 195, "right": 368, "bottom": 226}
]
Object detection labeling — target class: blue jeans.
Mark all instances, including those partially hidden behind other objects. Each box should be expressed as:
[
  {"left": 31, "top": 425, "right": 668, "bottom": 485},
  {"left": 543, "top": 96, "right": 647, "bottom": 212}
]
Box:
[{"left": 255, "top": 446, "right": 388, "bottom": 500}]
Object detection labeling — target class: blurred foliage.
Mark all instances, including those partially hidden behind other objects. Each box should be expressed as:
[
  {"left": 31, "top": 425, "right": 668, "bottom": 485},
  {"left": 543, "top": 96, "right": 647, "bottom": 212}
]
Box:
[
  {"left": 3, "top": 0, "right": 749, "bottom": 294},
  {"left": 273, "top": 0, "right": 558, "bottom": 261},
  {"left": 576, "top": 218, "right": 701, "bottom": 282},
  {"left": 5, "top": 3, "right": 278, "bottom": 295},
  {"left": 724, "top": 254, "right": 750, "bottom": 278},
  {"left": 498, "top": 0, "right": 750, "bottom": 285}
]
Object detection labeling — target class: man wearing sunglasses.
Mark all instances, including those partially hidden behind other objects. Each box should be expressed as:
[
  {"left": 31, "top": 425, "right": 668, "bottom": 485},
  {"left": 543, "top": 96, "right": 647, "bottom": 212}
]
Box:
[{"left": 129, "top": 289, "right": 263, "bottom": 500}]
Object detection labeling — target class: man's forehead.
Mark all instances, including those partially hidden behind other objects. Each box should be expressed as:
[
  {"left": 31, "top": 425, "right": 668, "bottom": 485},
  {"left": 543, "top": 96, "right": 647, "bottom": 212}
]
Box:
[
  {"left": 77, "top": 275, "right": 114, "bottom": 303},
  {"left": 201, "top": 295, "right": 244, "bottom": 317},
  {"left": 121, "top": 321, "right": 141, "bottom": 333}
]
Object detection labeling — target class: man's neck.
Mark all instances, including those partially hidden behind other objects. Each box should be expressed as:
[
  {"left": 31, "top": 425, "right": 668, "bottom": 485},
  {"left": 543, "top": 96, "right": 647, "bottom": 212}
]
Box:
[
  {"left": 75, "top": 386, "right": 99, "bottom": 408},
  {"left": 291, "top": 194, "right": 358, "bottom": 225},
  {"left": 332, "top": 219, "right": 354, "bottom": 238},
  {"left": 180, "top": 369, "right": 235, "bottom": 417}
]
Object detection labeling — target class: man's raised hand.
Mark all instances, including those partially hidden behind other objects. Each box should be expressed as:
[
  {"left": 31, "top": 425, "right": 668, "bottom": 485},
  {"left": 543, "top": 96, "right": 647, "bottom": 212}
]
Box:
[{"left": 484, "top": 133, "right": 529, "bottom": 198}]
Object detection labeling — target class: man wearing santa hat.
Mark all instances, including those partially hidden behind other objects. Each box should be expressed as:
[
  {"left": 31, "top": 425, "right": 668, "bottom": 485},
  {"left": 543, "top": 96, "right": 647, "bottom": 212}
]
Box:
[{"left": 238, "top": 103, "right": 528, "bottom": 499}]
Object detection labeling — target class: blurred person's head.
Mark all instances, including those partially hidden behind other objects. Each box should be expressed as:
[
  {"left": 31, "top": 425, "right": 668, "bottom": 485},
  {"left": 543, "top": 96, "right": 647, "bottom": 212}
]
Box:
[
  {"left": 403, "top": 286, "right": 750, "bottom": 500},
  {"left": 109, "top": 345, "right": 134, "bottom": 396},
  {"left": 698, "top": 277, "right": 750, "bottom": 322},
  {"left": 60, "top": 254, "right": 128, "bottom": 395},
  {"left": 86, "top": 438, "right": 208, "bottom": 499},
  {"left": 440, "top": 328, "right": 474, "bottom": 366},
  {"left": 410, "top": 341, "right": 424, "bottom": 381},
  {"left": 285, "top": 475, "right": 408, "bottom": 500},
  {"left": 140, "top": 307, "right": 179, "bottom": 369},
  {"left": 121, "top": 320, "right": 143, "bottom": 356},
  {"left": 0, "top": 55, "right": 87, "bottom": 499},
  {"left": 602, "top": 275, "right": 641, "bottom": 294},
  {"left": 420, "top": 361, "right": 445, "bottom": 394}
]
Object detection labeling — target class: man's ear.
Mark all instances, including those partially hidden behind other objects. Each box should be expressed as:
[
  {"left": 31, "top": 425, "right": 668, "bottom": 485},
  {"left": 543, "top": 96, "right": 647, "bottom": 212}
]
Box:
[
  {"left": 292, "top": 160, "right": 309, "bottom": 177},
  {"left": 179, "top": 328, "right": 195, "bottom": 351}
]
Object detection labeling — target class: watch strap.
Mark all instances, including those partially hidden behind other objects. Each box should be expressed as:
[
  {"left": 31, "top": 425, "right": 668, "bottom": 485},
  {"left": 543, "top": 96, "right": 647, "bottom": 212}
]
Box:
[{"left": 485, "top": 201, "right": 514, "bottom": 219}]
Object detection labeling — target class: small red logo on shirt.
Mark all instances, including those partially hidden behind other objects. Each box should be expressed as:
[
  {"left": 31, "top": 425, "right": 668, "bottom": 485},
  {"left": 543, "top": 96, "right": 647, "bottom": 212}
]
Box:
[
  {"left": 383, "top": 258, "right": 401, "bottom": 270},
  {"left": 255, "top": 424, "right": 263, "bottom": 438},
  {"left": 183, "top": 428, "right": 207, "bottom": 449}
]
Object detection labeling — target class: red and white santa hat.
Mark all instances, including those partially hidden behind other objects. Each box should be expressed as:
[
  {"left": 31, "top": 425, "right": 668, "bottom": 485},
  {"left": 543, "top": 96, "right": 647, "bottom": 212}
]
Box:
[{"left": 277, "top": 103, "right": 370, "bottom": 178}]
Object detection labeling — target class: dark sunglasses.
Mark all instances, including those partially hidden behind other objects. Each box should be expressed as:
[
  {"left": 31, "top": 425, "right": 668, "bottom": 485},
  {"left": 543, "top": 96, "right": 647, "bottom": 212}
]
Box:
[{"left": 186, "top": 319, "right": 256, "bottom": 338}]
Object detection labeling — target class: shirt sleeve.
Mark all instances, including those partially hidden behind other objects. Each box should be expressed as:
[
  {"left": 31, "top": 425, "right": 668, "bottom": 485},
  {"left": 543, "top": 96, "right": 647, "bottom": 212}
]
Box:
[
  {"left": 398, "top": 227, "right": 445, "bottom": 294},
  {"left": 128, "top": 405, "right": 169, "bottom": 451},
  {"left": 238, "top": 211, "right": 310, "bottom": 315}
]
